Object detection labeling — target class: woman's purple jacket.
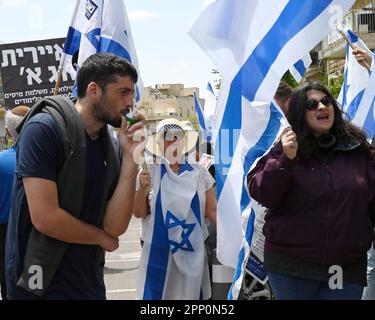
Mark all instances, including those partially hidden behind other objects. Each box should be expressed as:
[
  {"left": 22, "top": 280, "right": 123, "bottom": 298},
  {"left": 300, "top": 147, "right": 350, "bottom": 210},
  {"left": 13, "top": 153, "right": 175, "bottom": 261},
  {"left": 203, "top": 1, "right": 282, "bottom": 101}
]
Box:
[{"left": 247, "top": 140, "right": 375, "bottom": 266}]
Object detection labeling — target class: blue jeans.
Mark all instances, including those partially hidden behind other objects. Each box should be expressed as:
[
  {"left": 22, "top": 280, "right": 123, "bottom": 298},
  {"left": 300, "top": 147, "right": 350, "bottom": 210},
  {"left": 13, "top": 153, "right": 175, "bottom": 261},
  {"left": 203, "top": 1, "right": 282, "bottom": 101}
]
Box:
[
  {"left": 268, "top": 272, "right": 364, "bottom": 300},
  {"left": 362, "top": 245, "right": 375, "bottom": 300}
]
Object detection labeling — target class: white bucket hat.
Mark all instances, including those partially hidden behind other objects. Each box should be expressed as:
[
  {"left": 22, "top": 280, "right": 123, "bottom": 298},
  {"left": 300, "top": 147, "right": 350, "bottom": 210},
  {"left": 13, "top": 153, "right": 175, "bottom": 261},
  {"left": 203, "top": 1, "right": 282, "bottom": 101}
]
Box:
[{"left": 145, "top": 118, "right": 199, "bottom": 158}]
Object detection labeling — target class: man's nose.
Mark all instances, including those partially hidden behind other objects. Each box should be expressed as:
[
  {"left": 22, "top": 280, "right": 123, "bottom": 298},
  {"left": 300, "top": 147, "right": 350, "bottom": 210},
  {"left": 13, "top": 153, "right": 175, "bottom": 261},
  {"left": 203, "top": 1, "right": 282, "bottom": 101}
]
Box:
[{"left": 125, "top": 96, "right": 134, "bottom": 107}]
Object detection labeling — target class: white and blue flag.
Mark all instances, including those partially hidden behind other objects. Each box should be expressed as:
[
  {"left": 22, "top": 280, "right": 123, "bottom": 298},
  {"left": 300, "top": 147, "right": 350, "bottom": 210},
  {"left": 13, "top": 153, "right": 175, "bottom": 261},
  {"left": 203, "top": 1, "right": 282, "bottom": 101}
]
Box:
[
  {"left": 189, "top": 0, "right": 355, "bottom": 299},
  {"left": 194, "top": 91, "right": 211, "bottom": 142},
  {"left": 290, "top": 54, "right": 312, "bottom": 82},
  {"left": 338, "top": 29, "right": 373, "bottom": 121},
  {"left": 203, "top": 82, "right": 217, "bottom": 143},
  {"left": 61, "top": 0, "right": 143, "bottom": 100},
  {"left": 352, "top": 50, "right": 375, "bottom": 140},
  {"left": 136, "top": 161, "right": 211, "bottom": 300}
]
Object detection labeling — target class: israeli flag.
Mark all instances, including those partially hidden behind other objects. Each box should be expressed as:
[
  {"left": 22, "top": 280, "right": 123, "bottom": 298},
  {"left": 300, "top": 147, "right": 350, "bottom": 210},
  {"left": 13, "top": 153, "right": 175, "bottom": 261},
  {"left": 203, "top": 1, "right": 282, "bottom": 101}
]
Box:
[
  {"left": 290, "top": 54, "right": 312, "bottom": 82},
  {"left": 61, "top": 0, "right": 143, "bottom": 100},
  {"left": 352, "top": 51, "right": 375, "bottom": 140},
  {"left": 204, "top": 82, "right": 217, "bottom": 143},
  {"left": 194, "top": 91, "right": 211, "bottom": 142},
  {"left": 338, "top": 29, "right": 373, "bottom": 121},
  {"left": 189, "top": 0, "right": 355, "bottom": 300},
  {"left": 137, "top": 161, "right": 211, "bottom": 300}
]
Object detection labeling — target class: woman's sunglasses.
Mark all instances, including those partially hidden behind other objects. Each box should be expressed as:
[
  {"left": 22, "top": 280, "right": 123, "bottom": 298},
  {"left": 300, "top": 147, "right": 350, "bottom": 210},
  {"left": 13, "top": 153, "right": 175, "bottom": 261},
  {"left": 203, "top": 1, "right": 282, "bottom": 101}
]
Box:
[
  {"left": 164, "top": 130, "right": 184, "bottom": 142},
  {"left": 306, "top": 95, "right": 331, "bottom": 111}
]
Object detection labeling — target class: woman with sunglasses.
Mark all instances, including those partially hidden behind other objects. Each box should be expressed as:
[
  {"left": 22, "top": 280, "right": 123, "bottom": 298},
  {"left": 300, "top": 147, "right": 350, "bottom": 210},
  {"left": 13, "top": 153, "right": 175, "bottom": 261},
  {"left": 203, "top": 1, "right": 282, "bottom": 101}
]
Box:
[
  {"left": 247, "top": 81, "right": 375, "bottom": 300},
  {"left": 134, "top": 118, "right": 217, "bottom": 300}
]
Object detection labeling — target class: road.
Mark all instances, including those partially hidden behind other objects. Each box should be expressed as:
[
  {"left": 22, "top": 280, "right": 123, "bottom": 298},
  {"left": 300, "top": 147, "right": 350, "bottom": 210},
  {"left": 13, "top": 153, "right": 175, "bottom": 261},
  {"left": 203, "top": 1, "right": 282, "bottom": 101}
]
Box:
[{"left": 104, "top": 216, "right": 142, "bottom": 300}]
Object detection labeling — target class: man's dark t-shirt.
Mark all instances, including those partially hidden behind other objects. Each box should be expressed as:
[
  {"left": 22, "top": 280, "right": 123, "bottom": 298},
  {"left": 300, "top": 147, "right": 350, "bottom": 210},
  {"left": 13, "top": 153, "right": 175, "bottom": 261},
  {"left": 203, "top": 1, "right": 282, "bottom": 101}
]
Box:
[{"left": 5, "top": 113, "right": 108, "bottom": 299}]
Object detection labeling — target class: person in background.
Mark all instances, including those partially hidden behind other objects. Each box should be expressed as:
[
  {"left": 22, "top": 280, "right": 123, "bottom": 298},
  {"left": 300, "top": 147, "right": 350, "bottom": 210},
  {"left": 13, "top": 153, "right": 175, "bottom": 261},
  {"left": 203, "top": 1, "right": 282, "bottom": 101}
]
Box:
[
  {"left": 274, "top": 81, "right": 294, "bottom": 115},
  {"left": 0, "top": 105, "right": 30, "bottom": 300}
]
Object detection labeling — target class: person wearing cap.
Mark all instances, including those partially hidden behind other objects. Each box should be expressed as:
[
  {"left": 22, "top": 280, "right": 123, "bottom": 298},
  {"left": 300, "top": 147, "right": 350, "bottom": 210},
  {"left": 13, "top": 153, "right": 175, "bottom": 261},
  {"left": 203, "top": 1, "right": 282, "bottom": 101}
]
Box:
[
  {"left": 0, "top": 105, "right": 30, "bottom": 300},
  {"left": 134, "top": 118, "right": 217, "bottom": 300}
]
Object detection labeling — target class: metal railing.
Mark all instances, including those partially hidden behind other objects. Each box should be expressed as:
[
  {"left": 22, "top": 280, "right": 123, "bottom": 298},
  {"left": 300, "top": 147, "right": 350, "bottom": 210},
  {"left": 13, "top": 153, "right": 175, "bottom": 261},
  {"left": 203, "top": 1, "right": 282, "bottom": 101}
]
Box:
[{"left": 358, "top": 13, "right": 375, "bottom": 33}]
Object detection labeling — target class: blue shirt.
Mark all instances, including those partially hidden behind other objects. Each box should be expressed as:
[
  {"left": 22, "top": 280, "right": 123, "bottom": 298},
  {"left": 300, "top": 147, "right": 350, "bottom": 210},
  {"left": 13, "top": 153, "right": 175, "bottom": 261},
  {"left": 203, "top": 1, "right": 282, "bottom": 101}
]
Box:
[
  {"left": 6, "top": 113, "right": 108, "bottom": 300},
  {"left": 0, "top": 146, "right": 16, "bottom": 224}
]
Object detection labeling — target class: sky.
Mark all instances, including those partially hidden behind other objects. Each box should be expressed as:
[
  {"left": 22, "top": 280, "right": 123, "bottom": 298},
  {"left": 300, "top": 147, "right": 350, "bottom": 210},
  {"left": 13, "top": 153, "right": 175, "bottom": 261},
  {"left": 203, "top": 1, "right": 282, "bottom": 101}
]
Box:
[{"left": 0, "top": 0, "right": 216, "bottom": 97}]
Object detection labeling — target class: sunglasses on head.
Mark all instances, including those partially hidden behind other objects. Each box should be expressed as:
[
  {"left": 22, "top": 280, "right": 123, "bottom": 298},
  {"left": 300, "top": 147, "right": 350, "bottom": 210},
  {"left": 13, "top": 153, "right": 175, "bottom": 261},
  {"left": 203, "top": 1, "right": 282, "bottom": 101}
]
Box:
[{"left": 306, "top": 95, "right": 331, "bottom": 111}]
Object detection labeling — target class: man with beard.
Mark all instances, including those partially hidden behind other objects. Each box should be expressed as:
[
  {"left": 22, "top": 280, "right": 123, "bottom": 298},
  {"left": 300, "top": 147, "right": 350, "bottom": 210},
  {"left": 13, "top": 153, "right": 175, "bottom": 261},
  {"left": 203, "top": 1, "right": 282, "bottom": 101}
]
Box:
[{"left": 5, "top": 53, "right": 146, "bottom": 299}]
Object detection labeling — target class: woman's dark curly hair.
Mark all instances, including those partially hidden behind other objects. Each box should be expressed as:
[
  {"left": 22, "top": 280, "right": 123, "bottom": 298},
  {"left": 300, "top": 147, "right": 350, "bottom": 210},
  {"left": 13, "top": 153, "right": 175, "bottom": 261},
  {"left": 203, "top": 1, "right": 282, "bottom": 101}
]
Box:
[{"left": 286, "top": 81, "right": 373, "bottom": 160}]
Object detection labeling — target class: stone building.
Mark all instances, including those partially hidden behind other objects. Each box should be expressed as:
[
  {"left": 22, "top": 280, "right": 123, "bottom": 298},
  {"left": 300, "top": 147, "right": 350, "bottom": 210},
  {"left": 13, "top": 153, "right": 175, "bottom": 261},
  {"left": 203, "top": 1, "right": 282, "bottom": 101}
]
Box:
[{"left": 138, "top": 83, "right": 204, "bottom": 132}]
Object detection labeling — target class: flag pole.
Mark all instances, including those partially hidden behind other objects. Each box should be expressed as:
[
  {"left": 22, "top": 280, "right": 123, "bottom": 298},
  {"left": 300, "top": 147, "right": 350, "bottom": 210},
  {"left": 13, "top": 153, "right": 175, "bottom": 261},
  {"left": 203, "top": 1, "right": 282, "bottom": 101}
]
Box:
[
  {"left": 53, "top": 66, "right": 63, "bottom": 96},
  {"left": 55, "top": 0, "right": 80, "bottom": 96},
  {"left": 339, "top": 30, "right": 371, "bottom": 72}
]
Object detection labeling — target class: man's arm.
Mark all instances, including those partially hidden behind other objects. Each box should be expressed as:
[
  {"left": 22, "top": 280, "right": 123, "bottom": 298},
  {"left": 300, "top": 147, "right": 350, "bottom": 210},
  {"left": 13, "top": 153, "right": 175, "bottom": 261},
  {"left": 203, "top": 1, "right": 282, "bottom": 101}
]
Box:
[
  {"left": 102, "top": 115, "right": 147, "bottom": 237},
  {"left": 24, "top": 177, "right": 119, "bottom": 251}
]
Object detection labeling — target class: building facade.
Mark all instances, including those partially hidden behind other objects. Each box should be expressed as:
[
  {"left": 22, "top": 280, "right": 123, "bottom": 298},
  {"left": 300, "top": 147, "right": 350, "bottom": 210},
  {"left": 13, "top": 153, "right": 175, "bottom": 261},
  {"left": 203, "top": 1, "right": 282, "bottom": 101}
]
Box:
[{"left": 138, "top": 83, "right": 204, "bottom": 132}]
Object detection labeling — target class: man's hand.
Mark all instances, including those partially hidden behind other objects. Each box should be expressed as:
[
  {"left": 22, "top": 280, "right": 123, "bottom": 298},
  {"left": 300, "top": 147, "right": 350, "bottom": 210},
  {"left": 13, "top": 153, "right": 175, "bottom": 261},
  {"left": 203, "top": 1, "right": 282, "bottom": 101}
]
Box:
[
  {"left": 352, "top": 46, "right": 373, "bottom": 70},
  {"left": 118, "top": 114, "right": 147, "bottom": 164},
  {"left": 281, "top": 128, "right": 298, "bottom": 160}
]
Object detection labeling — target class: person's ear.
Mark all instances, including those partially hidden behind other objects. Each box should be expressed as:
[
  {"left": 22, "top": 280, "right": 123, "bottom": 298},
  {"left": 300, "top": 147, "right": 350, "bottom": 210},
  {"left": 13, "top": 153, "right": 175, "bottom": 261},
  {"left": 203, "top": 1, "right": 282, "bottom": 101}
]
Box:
[{"left": 87, "top": 82, "right": 102, "bottom": 100}]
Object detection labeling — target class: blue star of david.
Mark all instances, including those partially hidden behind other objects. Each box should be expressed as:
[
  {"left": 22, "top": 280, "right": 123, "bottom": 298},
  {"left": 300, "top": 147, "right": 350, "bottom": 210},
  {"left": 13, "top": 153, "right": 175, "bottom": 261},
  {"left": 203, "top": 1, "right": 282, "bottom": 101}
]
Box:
[{"left": 165, "top": 211, "right": 196, "bottom": 254}]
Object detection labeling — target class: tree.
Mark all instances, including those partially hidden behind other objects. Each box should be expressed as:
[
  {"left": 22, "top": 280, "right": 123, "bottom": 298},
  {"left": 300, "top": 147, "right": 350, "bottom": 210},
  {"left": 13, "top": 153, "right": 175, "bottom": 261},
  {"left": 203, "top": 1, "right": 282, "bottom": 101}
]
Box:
[
  {"left": 281, "top": 70, "right": 298, "bottom": 88},
  {"left": 328, "top": 75, "right": 344, "bottom": 99},
  {"left": 317, "top": 73, "right": 344, "bottom": 99}
]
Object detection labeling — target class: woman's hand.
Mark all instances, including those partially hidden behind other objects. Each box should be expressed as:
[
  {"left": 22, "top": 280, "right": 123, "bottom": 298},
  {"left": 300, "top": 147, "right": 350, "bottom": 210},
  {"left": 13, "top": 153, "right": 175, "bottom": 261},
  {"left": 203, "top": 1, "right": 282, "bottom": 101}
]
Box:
[
  {"left": 281, "top": 128, "right": 298, "bottom": 160},
  {"left": 134, "top": 170, "right": 152, "bottom": 219},
  {"left": 139, "top": 170, "right": 151, "bottom": 191}
]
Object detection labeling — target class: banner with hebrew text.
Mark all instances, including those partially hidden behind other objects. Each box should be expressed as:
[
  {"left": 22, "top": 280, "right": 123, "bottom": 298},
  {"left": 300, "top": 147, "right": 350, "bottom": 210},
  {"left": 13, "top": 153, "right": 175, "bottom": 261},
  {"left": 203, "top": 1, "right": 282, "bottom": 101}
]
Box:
[{"left": 0, "top": 37, "right": 74, "bottom": 109}]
